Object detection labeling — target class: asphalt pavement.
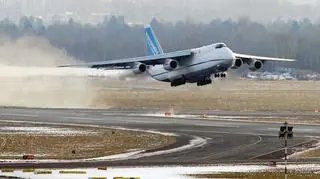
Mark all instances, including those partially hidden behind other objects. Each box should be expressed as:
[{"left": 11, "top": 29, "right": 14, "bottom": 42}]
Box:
[{"left": 0, "top": 107, "right": 319, "bottom": 168}]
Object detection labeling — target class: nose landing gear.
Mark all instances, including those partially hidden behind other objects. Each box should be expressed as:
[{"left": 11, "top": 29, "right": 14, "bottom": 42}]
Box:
[{"left": 214, "top": 73, "right": 226, "bottom": 78}]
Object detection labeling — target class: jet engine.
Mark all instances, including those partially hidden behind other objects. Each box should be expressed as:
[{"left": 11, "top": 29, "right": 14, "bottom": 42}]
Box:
[
  {"left": 231, "top": 58, "right": 243, "bottom": 69},
  {"left": 248, "top": 59, "right": 263, "bottom": 71},
  {"left": 133, "top": 62, "right": 147, "bottom": 74},
  {"left": 163, "top": 59, "right": 179, "bottom": 71}
]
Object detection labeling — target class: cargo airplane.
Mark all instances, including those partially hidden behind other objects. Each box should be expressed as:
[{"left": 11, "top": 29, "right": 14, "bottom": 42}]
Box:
[{"left": 60, "top": 25, "right": 295, "bottom": 87}]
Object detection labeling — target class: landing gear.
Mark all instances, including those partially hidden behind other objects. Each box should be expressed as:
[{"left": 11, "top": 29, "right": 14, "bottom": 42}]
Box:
[
  {"left": 171, "top": 79, "right": 186, "bottom": 87},
  {"left": 197, "top": 79, "right": 212, "bottom": 86},
  {"left": 214, "top": 73, "right": 226, "bottom": 78}
]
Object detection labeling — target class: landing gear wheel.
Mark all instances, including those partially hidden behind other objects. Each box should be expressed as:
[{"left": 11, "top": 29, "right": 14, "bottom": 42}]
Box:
[
  {"left": 171, "top": 79, "right": 186, "bottom": 87},
  {"left": 197, "top": 79, "right": 212, "bottom": 86},
  {"left": 215, "top": 73, "right": 226, "bottom": 78}
]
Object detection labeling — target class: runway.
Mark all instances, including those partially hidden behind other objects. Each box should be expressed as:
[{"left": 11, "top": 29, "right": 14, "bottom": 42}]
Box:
[{"left": 0, "top": 107, "right": 319, "bottom": 168}]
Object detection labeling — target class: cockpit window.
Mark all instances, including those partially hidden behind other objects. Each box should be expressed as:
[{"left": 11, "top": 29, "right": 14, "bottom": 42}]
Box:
[{"left": 215, "top": 43, "right": 226, "bottom": 49}]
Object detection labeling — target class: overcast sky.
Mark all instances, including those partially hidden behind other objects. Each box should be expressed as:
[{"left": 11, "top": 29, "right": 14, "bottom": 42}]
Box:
[{"left": 0, "top": 0, "right": 319, "bottom": 23}]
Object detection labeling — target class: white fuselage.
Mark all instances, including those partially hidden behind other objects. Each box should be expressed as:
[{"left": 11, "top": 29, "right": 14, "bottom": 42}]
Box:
[{"left": 147, "top": 43, "right": 236, "bottom": 83}]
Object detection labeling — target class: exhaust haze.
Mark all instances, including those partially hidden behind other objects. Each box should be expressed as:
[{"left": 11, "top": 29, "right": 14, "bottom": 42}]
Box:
[{"left": 0, "top": 36, "right": 140, "bottom": 108}]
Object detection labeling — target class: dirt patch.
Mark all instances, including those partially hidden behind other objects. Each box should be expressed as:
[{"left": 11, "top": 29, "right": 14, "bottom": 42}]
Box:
[
  {"left": 299, "top": 148, "right": 320, "bottom": 158},
  {"left": 93, "top": 80, "right": 320, "bottom": 112},
  {"left": 0, "top": 121, "right": 176, "bottom": 160}
]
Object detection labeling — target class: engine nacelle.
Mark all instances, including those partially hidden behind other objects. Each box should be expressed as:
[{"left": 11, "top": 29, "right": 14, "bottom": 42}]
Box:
[
  {"left": 231, "top": 58, "right": 243, "bottom": 69},
  {"left": 248, "top": 59, "right": 263, "bottom": 71},
  {"left": 163, "top": 59, "right": 179, "bottom": 71},
  {"left": 133, "top": 62, "right": 147, "bottom": 74}
]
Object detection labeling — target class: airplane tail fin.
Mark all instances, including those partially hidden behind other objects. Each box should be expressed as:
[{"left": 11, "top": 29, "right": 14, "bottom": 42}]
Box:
[{"left": 144, "top": 24, "right": 164, "bottom": 56}]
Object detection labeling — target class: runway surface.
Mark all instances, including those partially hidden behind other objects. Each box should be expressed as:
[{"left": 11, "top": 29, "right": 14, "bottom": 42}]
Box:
[{"left": 0, "top": 107, "right": 319, "bottom": 168}]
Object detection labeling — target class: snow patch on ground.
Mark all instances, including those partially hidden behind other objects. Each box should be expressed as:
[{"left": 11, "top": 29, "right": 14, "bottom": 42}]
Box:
[
  {"left": 135, "top": 136, "right": 207, "bottom": 158},
  {"left": 210, "top": 116, "right": 281, "bottom": 119},
  {"left": 88, "top": 150, "right": 144, "bottom": 161},
  {"left": 87, "top": 135, "right": 207, "bottom": 161},
  {"left": 139, "top": 113, "right": 282, "bottom": 120},
  {"left": 110, "top": 126, "right": 177, "bottom": 136},
  {"left": 0, "top": 152, "right": 48, "bottom": 157},
  {"left": 0, "top": 126, "right": 99, "bottom": 136},
  {"left": 140, "top": 113, "right": 195, "bottom": 119},
  {"left": 138, "top": 113, "right": 319, "bottom": 126},
  {"left": 1, "top": 164, "right": 320, "bottom": 179}
]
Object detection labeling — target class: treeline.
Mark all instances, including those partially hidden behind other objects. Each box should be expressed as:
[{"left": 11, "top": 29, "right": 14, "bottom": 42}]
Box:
[{"left": 0, "top": 16, "right": 320, "bottom": 71}]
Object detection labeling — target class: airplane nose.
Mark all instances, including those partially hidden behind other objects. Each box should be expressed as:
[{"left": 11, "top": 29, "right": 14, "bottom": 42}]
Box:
[{"left": 224, "top": 48, "right": 236, "bottom": 67}]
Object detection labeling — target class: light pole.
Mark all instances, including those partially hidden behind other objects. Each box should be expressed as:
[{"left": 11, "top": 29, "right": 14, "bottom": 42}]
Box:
[{"left": 279, "top": 122, "right": 293, "bottom": 179}]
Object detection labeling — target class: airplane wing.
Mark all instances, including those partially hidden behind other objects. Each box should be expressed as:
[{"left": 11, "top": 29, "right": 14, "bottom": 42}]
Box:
[
  {"left": 234, "top": 53, "right": 295, "bottom": 62},
  {"left": 59, "top": 49, "right": 192, "bottom": 69}
]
